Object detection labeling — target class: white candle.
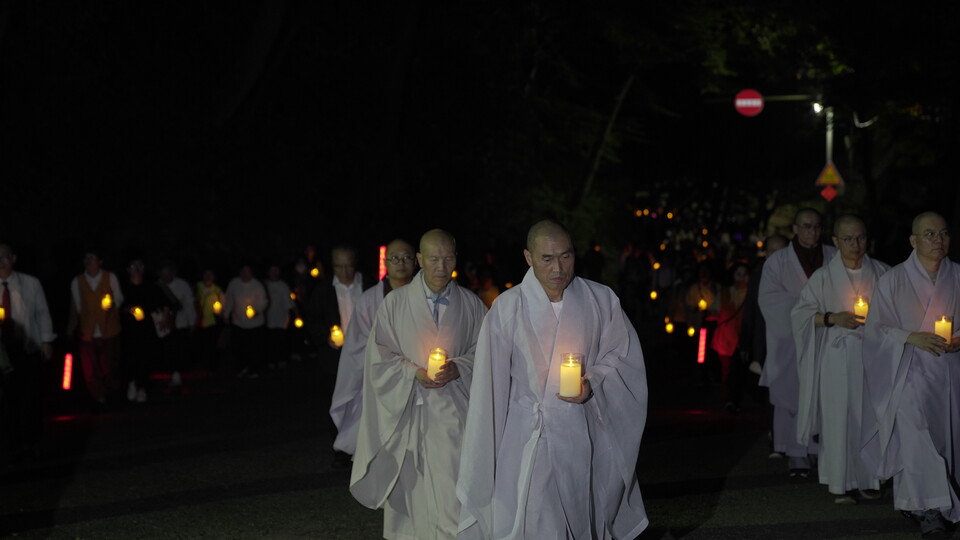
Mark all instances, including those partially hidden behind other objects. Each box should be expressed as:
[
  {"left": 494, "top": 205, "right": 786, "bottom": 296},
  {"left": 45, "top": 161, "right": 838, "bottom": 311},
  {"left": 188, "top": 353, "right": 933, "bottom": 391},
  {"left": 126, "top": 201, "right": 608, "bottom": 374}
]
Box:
[
  {"left": 935, "top": 316, "right": 953, "bottom": 342},
  {"left": 854, "top": 296, "right": 869, "bottom": 318},
  {"left": 330, "top": 325, "right": 344, "bottom": 347},
  {"left": 559, "top": 353, "right": 583, "bottom": 397},
  {"left": 428, "top": 347, "right": 447, "bottom": 381}
]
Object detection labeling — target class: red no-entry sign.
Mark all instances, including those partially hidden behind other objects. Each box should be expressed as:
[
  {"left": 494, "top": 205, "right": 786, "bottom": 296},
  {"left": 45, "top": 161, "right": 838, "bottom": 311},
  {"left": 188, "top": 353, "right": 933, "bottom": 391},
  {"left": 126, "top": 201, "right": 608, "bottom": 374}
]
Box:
[{"left": 734, "top": 89, "right": 764, "bottom": 117}]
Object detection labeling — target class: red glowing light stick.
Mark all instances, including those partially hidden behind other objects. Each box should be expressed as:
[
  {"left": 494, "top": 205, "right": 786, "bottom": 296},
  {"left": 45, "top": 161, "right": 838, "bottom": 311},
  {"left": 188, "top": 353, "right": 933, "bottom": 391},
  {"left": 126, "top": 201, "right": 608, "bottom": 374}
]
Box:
[
  {"left": 697, "top": 328, "right": 707, "bottom": 364},
  {"left": 62, "top": 353, "right": 73, "bottom": 390}
]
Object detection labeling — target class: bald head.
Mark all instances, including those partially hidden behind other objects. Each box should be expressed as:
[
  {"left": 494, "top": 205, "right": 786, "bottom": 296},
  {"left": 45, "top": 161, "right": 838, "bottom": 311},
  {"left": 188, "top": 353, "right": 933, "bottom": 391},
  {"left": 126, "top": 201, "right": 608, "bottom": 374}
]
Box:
[
  {"left": 764, "top": 234, "right": 788, "bottom": 255},
  {"left": 833, "top": 214, "right": 866, "bottom": 237},
  {"left": 912, "top": 211, "right": 947, "bottom": 235},
  {"left": 526, "top": 220, "right": 573, "bottom": 252},
  {"left": 420, "top": 229, "right": 456, "bottom": 253},
  {"left": 524, "top": 220, "right": 575, "bottom": 302}
]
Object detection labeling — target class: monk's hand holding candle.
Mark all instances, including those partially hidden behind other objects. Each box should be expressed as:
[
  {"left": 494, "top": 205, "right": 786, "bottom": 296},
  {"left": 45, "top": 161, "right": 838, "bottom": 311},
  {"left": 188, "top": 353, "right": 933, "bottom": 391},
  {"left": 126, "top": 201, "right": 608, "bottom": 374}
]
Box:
[
  {"left": 826, "top": 311, "right": 864, "bottom": 329},
  {"left": 558, "top": 374, "right": 593, "bottom": 404},
  {"left": 414, "top": 361, "right": 459, "bottom": 388},
  {"left": 907, "top": 332, "right": 951, "bottom": 356}
]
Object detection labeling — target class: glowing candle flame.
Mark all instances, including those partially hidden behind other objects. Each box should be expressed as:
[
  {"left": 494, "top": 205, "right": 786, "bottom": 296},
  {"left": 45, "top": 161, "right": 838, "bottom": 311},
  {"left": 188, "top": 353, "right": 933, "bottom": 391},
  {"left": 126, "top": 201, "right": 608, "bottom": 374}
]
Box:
[
  {"left": 131, "top": 306, "right": 145, "bottom": 321},
  {"left": 330, "top": 325, "right": 344, "bottom": 347},
  {"left": 698, "top": 298, "right": 708, "bottom": 311},
  {"left": 101, "top": 294, "right": 113, "bottom": 311},
  {"left": 245, "top": 305, "right": 255, "bottom": 319},
  {"left": 310, "top": 267, "right": 320, "bottom": 278},
  {"left": 854, "top": 296, "right": 869, "bottom": 318},
  {"left": 649, "top": 291, "right": 658, "bottom": 300},
  {"left": 687, "top": 326, "right": 696, "bottom": 337},
  {"left": 0, "top": 306, "right": 5, "bottom": 322},
  {"left": 665, "top": 322, "right": 674, "bottom": 334},
  {"left": 212, "top": 300, "right": 222, "bottom": 315},
  {"left": 294, "top": 317, "right": 304, "bottom": 328},
  {"left": 428, "top": 347, "right": 447, "bottom": 380},
  {"left": 289, "top": 292, "right": 296, "bottom": 300}
]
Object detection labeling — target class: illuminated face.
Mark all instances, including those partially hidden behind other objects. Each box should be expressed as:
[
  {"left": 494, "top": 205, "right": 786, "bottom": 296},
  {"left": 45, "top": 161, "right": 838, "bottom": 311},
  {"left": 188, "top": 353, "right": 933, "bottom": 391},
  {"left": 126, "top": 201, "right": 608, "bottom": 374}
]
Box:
[
  {"left": 833, "top": 220, "right": 868, "bottom": 263},
  {"left": 0, "top": 245, "right": 15, "bottom": 278},
  {"left": 332, "top": 250, "right": 356, "bottom": 286},
  {"left": 385, "top": 242, "right": 416, "bottom": 282},
  {"left": 792, "top": 212, "right": 822, "bottom": 248},
  {"left": 524, "top": 233, "right": 575, "bottom": 302},
  {"left": 910, "top": 215, "right": 950, "bottom": 264},
  {"left": 417, "top": 238, "right": 456, "bottom": 293}
]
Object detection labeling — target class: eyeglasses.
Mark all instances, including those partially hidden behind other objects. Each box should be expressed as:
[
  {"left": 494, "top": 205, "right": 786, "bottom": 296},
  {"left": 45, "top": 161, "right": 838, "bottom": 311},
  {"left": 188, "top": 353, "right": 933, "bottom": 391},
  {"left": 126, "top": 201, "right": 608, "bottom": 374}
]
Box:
[
  {"left": 839, "top": 235, "right": 867, "bottom": 246},
  {"left": 920, "top": 230, "right": 950, "bottom": 242},
  {"left": 385, "top": 255, "right": 415, "bottom": 265}
]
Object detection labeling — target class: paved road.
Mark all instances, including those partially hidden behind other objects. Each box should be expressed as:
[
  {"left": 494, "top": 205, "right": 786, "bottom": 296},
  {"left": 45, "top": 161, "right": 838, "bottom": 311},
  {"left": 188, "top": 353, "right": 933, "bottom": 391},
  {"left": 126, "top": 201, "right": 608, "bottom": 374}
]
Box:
[{"left": 0, "top": 342, "right": 932, "bottom": 539}]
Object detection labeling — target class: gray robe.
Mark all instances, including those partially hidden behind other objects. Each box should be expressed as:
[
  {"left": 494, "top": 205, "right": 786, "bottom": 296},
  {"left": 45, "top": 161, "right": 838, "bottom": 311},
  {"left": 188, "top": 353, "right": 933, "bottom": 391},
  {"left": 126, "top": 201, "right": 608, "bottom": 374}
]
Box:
[
  {"left": 350, "top": 271, "right": 487, "bottom": 539},
  {"left": 863, "top": 251, "right": 960, "bottom": 519},
  {"left": 792, "top": 254, "right": 888, "bottom": 494},
  {"left": 457, "top": 269, "right": 648, "bottom": 539}
]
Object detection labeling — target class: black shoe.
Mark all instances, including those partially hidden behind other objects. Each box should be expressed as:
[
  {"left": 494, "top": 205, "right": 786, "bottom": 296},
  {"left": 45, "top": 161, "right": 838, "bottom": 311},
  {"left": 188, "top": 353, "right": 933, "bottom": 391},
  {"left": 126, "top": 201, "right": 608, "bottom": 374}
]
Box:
[
  {"left": 789, "top": 468, "right": 810, "bottom": 479},
  {"left": 920, "top": 509, "right": 947, "bottom": 538}
]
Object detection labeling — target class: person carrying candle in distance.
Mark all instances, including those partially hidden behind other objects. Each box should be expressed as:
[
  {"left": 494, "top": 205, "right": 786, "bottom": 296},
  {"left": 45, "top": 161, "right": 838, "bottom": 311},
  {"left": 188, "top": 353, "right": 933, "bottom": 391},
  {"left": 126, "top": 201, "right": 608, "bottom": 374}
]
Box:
[
  {"left": 330, "top": 238, "right": 417, "bottom": 460},
  {"left": 350, "top": 229, "right": 487, "bottom": 540},
  {"left": 307, "top": 244, "right": 368, "bottom": 469},
  {"left": 457, "top": 219, "right": 648, "bottom": 540},
  {"left": 68, "top": 247, "right": 124, "bottom": 407},
  {"left": 791, "top": 215, "right": 889, "bottom": 504},
  {"left": 862, "top": 211, "right": 960, "bottom": 538},
  {"left": 759, "top": 208, "right": 837, "bottom": 478}
]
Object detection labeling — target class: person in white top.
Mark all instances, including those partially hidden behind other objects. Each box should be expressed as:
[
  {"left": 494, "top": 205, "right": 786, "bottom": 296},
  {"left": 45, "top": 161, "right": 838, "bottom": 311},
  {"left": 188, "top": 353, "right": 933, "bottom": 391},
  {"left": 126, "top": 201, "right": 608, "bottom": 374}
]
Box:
[
  {"left": 759, "top": 208, "right": 837, "bottom": 477},
  {"left": 791, "top": 215, "right": 889, "bottom": 503},
  {"left": 158, "top": 261, "right": 196, "bottom": 388},
  {"left": 351, "top": 229, "right": 487, "bottom": 540},
  {"left": 307, "top": 245, "right": 365, "bottom": 468},
  {"left": 264, "top": 264, "right": 295, "bottom": 369},
  {"left": 223, "top": 263, "right": 268, "bottom": 379},
  {"left": 457, "top": 220, "right": 648, "bottom": 539},
  {"left": 330, "top": 238, "right": 417, "bottom": 457},
  {"left": 0, "top": 243, "right": 56, "bottom": 456}
]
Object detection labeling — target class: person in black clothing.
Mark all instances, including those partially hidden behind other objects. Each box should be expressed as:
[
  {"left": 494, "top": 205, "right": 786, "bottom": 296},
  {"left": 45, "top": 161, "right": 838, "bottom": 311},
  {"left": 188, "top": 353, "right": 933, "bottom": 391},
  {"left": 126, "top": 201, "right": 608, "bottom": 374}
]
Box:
[{"left": 119, "top": 256, "right": 170, "bottom": 404}]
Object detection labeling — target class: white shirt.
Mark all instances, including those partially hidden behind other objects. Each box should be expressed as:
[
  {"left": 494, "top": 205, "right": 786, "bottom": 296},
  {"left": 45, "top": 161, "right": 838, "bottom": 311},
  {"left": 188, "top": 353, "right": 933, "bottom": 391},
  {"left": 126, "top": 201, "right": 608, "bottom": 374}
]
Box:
[
  {"left": 333, "top": 272, "right": 363, "bottom": 334},
  {"left": 163, "top": 277, "right": 196, "bottom": 329},
  {"left": 1, "top": 271, "right": 56, "bottom": 351}
]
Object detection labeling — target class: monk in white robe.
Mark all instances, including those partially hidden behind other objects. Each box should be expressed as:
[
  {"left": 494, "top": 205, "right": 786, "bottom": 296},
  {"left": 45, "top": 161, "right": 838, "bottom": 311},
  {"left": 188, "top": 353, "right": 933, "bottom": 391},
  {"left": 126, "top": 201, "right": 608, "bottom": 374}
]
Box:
[
  {"left": 792, "top": 215, "right": 888, "bottom": 501},
  {"left": 862, "top": 212, "right": 960, "bottom": 535},
  {"left": 350, "top": 230, "right": 487, "bottom": 540},
  {"left": 330, "top": 239, "right": 417, "bottom": 455},
  {"left": 759, "top": 208, "right": 836, "bottom": 474},
  {"left": 457, "top": 220, "right": 648, "bottom": 540}
]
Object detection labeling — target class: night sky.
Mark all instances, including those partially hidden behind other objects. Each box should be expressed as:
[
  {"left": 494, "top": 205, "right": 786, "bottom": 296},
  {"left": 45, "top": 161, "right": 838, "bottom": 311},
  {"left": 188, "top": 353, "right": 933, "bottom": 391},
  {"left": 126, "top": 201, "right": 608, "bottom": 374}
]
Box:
[{"left": 2, "top": 2, "right": 958, "bottom": 305}]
